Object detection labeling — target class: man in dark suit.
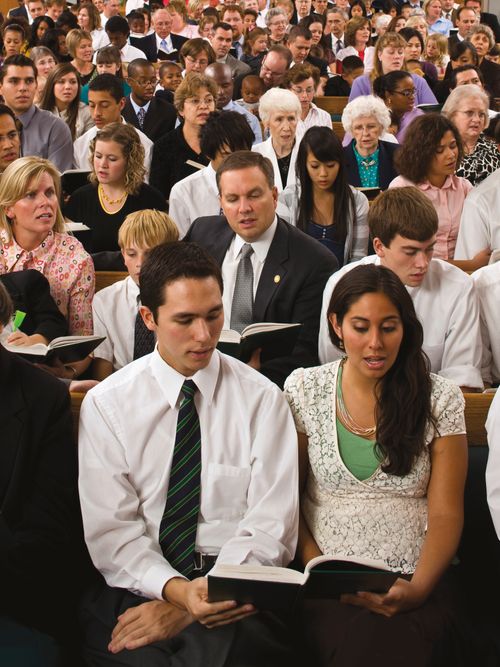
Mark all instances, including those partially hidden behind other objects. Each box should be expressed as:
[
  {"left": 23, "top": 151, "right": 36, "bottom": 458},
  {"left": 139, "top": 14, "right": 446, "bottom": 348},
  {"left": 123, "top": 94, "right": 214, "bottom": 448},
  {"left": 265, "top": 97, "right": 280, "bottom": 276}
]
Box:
[
  {"left": 123, "top": 58, "right": 176, "bottom": 141},
  {"left": 185, "top": 151, "right": 338, "bottom": 388},
  {"left": 464, "top": 0, "right": 500, "bottom": 42},
  {"left": 8, "top": 0, "right": 28, "bottom": 21},
  {"left": 286, "top": 24, "right": 329, "bottom": 79},
  {"left": 130, "top": 7, "right": 188, "bottom": 63},
  {"left": 448, "top": 6, "right": 479, "bottom": 50},
  {"left": 0, "top": 281, "right": 89, "bottom": 665}
]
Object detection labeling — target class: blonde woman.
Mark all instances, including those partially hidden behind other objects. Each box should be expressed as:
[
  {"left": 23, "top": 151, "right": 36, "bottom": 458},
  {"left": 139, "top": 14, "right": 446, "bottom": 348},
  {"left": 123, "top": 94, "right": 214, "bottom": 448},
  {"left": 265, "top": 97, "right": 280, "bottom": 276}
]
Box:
[
  {"left": 66, "top": 28, "right": 96, "bottom": 85},
  {"left": 64, "top": 123, "right": 167, "bottom": 253},
  {"left": 77, "top": 2, "right": 109, "bottom": 51},
  {"left": 0, "top": 157, "right": 94, "bottom": 336}
]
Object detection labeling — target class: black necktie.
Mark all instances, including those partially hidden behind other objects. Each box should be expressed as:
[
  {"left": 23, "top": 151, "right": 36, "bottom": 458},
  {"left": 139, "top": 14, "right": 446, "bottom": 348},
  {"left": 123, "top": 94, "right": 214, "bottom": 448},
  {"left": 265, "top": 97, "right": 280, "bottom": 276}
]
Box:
[
  {"left": 133, "top": 309, "right": 155, "bottom": 359},
  {"left": 159, "top": 380, "right": 201, "bottom": 578}
]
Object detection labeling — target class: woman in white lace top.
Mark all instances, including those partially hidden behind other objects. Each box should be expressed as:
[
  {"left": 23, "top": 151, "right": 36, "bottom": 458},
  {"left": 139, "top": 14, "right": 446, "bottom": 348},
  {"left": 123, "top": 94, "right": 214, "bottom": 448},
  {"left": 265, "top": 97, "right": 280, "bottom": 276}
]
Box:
[{"left": 284, "top": 263, "right": 468, "bottom": 666}]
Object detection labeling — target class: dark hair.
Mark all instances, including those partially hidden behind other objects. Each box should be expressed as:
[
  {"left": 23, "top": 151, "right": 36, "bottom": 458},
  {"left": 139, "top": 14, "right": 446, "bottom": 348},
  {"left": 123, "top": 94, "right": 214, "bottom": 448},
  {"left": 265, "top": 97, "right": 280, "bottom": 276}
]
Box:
[
  {"left": 213, "top": 21, "right": 232, "bottom": 33},
  {"left": 0, "top": 54, "right": 37, "bottom": 82},
  {"left": 266, "top": 43, "right": 293, "bottom": 67},
  {"left": 450, "top": 63, "right": 483, "bottom": 88},
  {"left": 140, "top": 242, "right": 223, "bottom": 320},
  {"left": 283, "top": 62, "right": 320, "bottom": 87},
  {"left": 39, "top": 63, "right": 81, "bottom": 139},
  {"left": 0, "top": 103, "right": 17, "bottom": 124},
  {"left": 373, "top": 70, "right": 413, "bottom": 98},
  {"left": 344, "top": 16, "right": 371, "bottom": 47},
  {"left": 127, "top": 10, "right": 145, "bottom": 23},
  {"left": 56, "top": 9, "right": 79, "bottom": 31},
  {"left": 28, "top": 14, "right": 55, "bottom": 48},
  {"left": 299, "top": 13, "right": 331, "bottom": 52},
  {"left": 449, "top": 39, "right": 478, "bottom": 65},
  {"left": 127, "top": 57, "right": 153, "bottom": 77},
  {"left": 88, "top": 73, "right": 124, "bottom": 102},
  {"left": 341, "top": 54, "right": 364, "bottom": 73},
  {"left": 368, "top": 186, "right": 438, "bottom": 246},
  {"left": 179, "top": 37, "right": 216, "bottom": 68},
  {"left": 40, "top": 27, "right": 67, "bottom": 60},
  {"left": 399, "top": 26, "right": 424, "bottom": 52},
  {"left": 243, "top": 26, "right": 268, "bottom": 55},
  {"left": 456, "top": 4, "right": 476, "bottom": 19},
  {"left": 287, "top": 25, "right": 312, "bottom": 42},
  {"left": 216, "top": 150, "right": 274, "bottom": 191},
  {"left": 295, "top": 127, "right": 356, "bottom": 245},
  {"left": 328, "top": 263, "right": 433, "bottom": 476},
  {"left": 96, "top": 45, "right": 123, "bottom": 81},
  {"left": 349, "top": 0, "right": 368, "bottom": 18},
  {"left": 2, "top": 21, "right": 26, "bottom": 40},
  {"left": 105, "top": 15, "right": 130, "bottom": 35},
  {"left": 0, "top": 281, "right": 13, "bottom": 326},
  {"left": 200, "top": 111, "right": 254, "bottom": 160},
  {"left": 395, "top": 113, "right": 463, "bottom": 183}
]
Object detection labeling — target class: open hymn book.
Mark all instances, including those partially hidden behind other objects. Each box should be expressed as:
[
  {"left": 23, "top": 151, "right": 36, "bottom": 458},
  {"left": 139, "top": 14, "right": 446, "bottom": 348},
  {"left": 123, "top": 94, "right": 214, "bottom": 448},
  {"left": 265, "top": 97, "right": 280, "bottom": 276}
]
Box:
[
  {"left": 208, "top": 555, "right": 400, "bottom": 611},
  {"left": 1, "top": 335, "right": 105, "bottom": 365},
  {"left": 217, "top": 322, "right": 302, "bottom": 363}
]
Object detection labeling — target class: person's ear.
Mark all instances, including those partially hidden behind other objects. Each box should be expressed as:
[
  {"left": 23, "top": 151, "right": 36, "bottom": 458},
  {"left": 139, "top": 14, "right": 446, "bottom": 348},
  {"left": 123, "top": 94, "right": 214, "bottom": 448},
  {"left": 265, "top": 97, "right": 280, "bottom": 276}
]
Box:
[
  {"left": 373, "top": 237, "right": 386, "bottom": 258},
  {"left": 139, "top": 305, "right": 156, "bottom": 331},
  {"left": 329, "top": 312, "right": 343, "bottom": 343}
]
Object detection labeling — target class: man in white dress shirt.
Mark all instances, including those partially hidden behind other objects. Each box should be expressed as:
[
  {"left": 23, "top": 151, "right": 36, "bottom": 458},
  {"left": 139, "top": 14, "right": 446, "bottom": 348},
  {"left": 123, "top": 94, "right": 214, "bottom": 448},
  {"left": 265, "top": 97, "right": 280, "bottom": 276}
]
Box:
[
  {"left": 100, "top": 0, "right": 121, "bottom": 29},
  {"left": 73, "top": 74, "right": 153, "bottom": 179},
  {"left": 169, "top": 110, "right": 254, "bottom": 237},
  {"left": 319, "top": 187, "right": 483, "bottom": 390},
  {"left": 104, "top": 15, "right": 146, "bottom": 63},
  {"left": 79, "top": 241, "right": 299, "bottom": 666}
]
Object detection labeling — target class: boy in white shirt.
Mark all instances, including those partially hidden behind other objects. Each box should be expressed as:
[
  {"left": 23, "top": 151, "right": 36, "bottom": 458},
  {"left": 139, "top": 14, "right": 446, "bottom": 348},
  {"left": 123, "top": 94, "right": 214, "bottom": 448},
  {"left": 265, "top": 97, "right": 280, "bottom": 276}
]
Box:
[{"left": 92, "top": 209, "right": 179, "bottom": 380}]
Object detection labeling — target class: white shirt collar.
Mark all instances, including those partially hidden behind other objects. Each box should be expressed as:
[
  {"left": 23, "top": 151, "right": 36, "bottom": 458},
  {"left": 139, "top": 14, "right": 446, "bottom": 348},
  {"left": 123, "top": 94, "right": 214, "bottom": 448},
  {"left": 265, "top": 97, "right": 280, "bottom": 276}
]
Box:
[
  {"left": 232, "top": 215, "right": 278, "bottom": 264},
  {"left": 150, "top": 345, "right": 220, "bottom": 409},
  {"left": 129, "top": 96, "right": 151, "bottom": 115}
]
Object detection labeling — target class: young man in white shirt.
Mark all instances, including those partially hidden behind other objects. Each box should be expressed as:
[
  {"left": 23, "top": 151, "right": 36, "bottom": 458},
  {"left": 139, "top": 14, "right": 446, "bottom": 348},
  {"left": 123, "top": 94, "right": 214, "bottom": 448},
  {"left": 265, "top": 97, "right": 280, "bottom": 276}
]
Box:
[
  {"left": 169, "top": 109, "right": 254, "bottom": 238},
  {"left": 319, "top": 186, "right": 483, "bottom": 390},
  {"left": 104, "top": 14, "right": 146, "bottom": 64},
  {"left": 79, "top": 241, "right": 299, "bottom": 666},
  {"left": 92, "top": 209, "right": 179, "bottom": 380}
]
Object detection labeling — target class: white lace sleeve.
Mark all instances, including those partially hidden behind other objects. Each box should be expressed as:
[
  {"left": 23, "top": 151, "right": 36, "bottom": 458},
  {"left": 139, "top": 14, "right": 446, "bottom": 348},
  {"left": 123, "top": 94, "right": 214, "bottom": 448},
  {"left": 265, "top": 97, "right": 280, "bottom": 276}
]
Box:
[
  {"left": 283, "top": 368, "right": 307, "bottom": 434},
  {"left": 430, "top": 374, "right": 466, "bottom": 440}
]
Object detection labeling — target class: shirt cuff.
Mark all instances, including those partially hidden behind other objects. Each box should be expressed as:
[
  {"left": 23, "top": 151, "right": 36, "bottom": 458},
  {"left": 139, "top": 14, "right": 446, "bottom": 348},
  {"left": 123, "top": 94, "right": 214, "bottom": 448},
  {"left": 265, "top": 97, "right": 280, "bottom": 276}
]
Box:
[{"left": 141, "top": 562, "right": 187, "bottom": 600}]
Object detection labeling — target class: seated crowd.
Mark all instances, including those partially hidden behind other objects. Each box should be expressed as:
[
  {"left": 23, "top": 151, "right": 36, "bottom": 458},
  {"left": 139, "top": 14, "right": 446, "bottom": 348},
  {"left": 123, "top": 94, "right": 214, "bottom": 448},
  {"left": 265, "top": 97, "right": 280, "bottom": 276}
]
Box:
[{"left": 0, "top": 0, "right": 500, "bottom": 664}]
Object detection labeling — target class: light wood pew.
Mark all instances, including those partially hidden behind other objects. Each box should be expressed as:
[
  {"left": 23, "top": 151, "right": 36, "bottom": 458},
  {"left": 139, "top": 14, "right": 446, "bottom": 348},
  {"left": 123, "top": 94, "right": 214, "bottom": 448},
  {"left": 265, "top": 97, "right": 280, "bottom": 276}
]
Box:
[
  {"left": 95, "top": 271, "right": 128, "bottom": 293},
  {"left": 464, "top": 392, "right": 495, "bottom": 447}
]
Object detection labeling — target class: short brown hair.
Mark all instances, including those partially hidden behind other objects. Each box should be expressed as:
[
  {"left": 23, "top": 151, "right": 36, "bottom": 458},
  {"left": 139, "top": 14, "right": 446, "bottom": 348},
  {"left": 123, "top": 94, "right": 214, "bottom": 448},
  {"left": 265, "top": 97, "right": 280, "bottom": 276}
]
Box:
[
  {"left": 174, "top": 73, "right": 217, "bottom": 112},
  {"left": 179, "top": 38, "right": 216, "bottom": 69},
  {"left": 283, "top": 62, "right": 320, "bottom": 88},
  {"left": 344, "top": 16, "right": 371, "bottom": 48},
  {"left": 216, "top": 151, "right": 275, "bottom": 191},
  {"left": 394, "top": 113, "right": 463, "bottom": 184},
  {"left": 222, "top": 4, "right": 244, "bottom": 18},
  {"left": 369, "top": 187, "right": 438, "bottom": 246},
  {"left": 0, "top": 282, "right": 13, "bottom": 326}
]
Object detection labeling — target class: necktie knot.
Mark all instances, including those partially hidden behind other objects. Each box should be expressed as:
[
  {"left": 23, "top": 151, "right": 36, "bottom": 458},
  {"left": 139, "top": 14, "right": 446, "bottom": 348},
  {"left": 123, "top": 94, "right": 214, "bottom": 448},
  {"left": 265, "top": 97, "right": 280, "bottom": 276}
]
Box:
[
  {"left": 181, "top": 379, "right": 197, "bottom": 402},
  {"left": 241, "top": 243, "right": 253, "bottom": 258}
]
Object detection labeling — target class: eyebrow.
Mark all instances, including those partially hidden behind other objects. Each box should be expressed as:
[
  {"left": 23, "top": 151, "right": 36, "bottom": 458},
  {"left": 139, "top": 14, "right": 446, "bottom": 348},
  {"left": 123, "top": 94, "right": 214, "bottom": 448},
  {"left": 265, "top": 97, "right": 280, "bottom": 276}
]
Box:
[
  {"left": 174, "top": 305, "right": 223, "bottom": 317},
  {"left": 400, "top": 242, "right": 436, "bottom": 250},
  {"left": 350, "top": 315, "right": 400, "bottom": 322}
]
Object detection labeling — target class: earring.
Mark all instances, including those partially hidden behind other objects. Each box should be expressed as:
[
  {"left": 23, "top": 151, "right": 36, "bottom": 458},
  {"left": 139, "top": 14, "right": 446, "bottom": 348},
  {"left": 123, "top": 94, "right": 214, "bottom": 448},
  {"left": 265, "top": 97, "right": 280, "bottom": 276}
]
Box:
[{"left": 338, "top": 338, "right": 344, "bottom": 351}]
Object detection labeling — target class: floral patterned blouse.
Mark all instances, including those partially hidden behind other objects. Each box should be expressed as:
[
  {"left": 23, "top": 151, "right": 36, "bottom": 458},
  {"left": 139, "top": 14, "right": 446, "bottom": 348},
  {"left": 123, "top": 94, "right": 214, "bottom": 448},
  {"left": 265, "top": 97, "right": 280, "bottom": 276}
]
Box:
[
  {"left": 0, "top": 229, "right": 95, "bottom": 335},
  {"left": 284, "top": 360, "right": 466, "bottom": 574}
]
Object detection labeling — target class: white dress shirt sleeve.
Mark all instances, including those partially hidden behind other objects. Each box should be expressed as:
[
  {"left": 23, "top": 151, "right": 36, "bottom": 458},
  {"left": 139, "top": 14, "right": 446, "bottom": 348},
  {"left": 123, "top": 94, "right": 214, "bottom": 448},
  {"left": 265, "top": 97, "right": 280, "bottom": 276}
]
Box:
[
  {"left": 168, "top": 181, "right": 191, "bottom": 238},
  {"left": 472, "top": 263, "right": 500, "bottom": 385},
  {"left": 486, "top": 390, "right": 500, "bottom": 539},
  {"left": 454, "top": 190, "right": 493, "bottom": 259}
]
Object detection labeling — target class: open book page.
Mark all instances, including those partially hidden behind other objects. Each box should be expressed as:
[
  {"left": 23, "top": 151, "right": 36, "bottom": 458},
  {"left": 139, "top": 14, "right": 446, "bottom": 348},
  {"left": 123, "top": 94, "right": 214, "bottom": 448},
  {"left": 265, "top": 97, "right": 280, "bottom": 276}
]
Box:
[{"left": 208, "top": 563, "right": 307, "bottom": 585}]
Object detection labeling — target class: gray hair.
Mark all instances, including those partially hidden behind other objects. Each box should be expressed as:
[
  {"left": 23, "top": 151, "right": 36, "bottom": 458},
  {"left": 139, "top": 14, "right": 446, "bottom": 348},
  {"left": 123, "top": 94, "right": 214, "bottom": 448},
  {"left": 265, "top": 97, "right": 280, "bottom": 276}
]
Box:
[
  {"left": 469, "top": 23, "right": 495, "bottom": 49},
  {"left": 342, "top": 95, "right": 391, "bottom": 134},
  {"left": 259, "top": 87, "right": 301, "bottom": 124},
  {"left": 265, "top": 7, "right": 288, "bottom": 27},
  {"left": 325, "top": 6, "right": 348, "bottom": 20},
  {"left": 374, "top": 13, "right": 392, "bottom": 31},
  {"left": 442, "top": 83, "right": 490, "bottom": 129}
]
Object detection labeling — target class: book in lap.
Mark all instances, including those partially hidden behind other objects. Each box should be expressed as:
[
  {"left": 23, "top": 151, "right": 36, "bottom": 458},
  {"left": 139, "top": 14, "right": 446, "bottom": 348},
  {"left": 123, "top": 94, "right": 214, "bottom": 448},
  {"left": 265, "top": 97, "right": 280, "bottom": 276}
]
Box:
[
  {"left": 208, "top": 555, "right": 401, "bottom": 611},
  {"left": 1, "top": 335, "right": 105, "bottom": 365},
  {"left": 217, "top": 322, "right": 302, "bottom": 363}
]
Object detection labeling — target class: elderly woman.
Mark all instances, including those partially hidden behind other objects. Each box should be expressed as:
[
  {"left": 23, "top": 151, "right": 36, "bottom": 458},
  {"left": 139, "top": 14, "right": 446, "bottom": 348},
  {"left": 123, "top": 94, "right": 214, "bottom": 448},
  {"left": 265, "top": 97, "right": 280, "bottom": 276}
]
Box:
[
  {"left": 342, "top": 95, "right": 399, "bottom": 190},
  {"left": 349, "top": 31, "right": 437, "bottom": 105},
  {"left": 266, "top": 8, "right": 289, "bottom": 45},
  {"left": 77, "top": 2, "right": 109, "bottom": 51},
  {"left": 468, "top": 24, "right": 500, "bottom": 98},
  {"left": 442, "top": 84, "right": 500, "bottom": 186},
  {"left": 150, "top": 73, "right": 217, "bottom": 199},
  {"left": 373, "top": 70, "right": 423, "bottom": 142},
  {"left": 179, "top": 38, "right": 216, "bottom": 76},
  {"left": 0, "top": 157, "right": 94, "bottom": 337},
  {"left": 424, "top": 0, "right": 452, "bottom": 36},
  {"left": 388, "top": 113, "right": 490, "bottom": 270},
  {"left": 66, "top": 28, "right": 95, "bottom": 85},
  {"left": 253, "top": 87, "right": 302, "bottom": 192},
  {"left": 64, "top": 123, "right": 166, "bottom": 252},
  {"left": 336, "top": 17, "right": 375, "bottom": 74},
  {"left": 284, "top": 63, "right": 332, "bottom": 134}
]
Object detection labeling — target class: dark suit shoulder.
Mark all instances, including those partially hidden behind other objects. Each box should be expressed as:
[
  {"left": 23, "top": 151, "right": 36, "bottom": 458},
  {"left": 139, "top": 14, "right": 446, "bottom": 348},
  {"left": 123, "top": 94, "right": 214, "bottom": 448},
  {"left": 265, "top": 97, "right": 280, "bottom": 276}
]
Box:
[{"left": 379, "top": 140, "right": 400, "bottom": 156}]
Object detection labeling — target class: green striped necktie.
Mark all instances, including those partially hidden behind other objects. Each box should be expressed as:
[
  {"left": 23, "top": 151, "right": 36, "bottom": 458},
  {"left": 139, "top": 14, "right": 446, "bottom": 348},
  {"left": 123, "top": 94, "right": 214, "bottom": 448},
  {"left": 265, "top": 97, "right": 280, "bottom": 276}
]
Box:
[{"left": 159, "top": 380, "right": 201, "bottom": 577}]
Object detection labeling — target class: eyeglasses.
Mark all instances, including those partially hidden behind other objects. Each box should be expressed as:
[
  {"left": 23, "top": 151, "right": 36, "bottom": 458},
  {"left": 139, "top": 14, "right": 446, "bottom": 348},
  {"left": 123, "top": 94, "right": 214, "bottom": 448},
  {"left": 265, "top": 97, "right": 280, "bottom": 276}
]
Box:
[
  {"left": 185, "top": 55, "right": 209, "bottom": 66},
  {"left": 457, "top": 109, "right": 487, "bottom": 121},
  {"left": 261, "top": 62, "right": 285, "bottom": 77},
  {"left": 184, "top": 95, "right": 215, "bottom": 107},
  {"left": 393, "top": 88, "right": 416, "bottom": 97},
  {"left": 128, "top": 77, "right": 158, "bottom": 87},
  {"left": 291, "top": 85, "right": 315, "bottom": 95}
]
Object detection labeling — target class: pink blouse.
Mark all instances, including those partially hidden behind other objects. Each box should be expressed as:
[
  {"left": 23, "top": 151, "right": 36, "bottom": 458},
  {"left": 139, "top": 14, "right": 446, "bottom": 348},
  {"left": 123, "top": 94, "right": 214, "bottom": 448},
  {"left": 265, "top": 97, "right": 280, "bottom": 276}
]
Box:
[
  {"left": 0, "top": 229, "right": 95, "bottom": 335},
  {"left": 388, "top": 174, "right": 473, "bottom": 260}
]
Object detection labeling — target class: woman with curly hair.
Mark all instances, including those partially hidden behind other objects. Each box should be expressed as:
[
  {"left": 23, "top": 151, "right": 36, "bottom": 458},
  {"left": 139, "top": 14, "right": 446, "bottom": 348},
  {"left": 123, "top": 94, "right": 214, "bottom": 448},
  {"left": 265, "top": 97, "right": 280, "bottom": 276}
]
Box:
[
  {"left": 389, "top": 113, "right": 489, "bottom": 270},
  {"left": 64, "top": 123, "right": 167, "bottom": 252}
]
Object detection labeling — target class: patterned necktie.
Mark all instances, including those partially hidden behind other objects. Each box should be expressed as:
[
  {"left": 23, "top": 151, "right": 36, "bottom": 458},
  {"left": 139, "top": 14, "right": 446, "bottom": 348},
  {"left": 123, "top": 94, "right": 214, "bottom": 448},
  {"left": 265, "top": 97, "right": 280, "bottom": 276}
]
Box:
[
  {"left": 159, "top": 380, "right": 201, "bottom": 577},
  {"left": 160, "top": 38, "right": 169, "bottom": 53},
  {"left": 336, "top": 39, "right": 343, "bottom": 53},
  {"left": 230, "top": 243, "right": 254, "bottom": 333},
  {"left": 137, "top": 106, "right": 146, "bottom": 130},
  {"left": 133, "top": 309, "right": 155, "bottom": 359}
]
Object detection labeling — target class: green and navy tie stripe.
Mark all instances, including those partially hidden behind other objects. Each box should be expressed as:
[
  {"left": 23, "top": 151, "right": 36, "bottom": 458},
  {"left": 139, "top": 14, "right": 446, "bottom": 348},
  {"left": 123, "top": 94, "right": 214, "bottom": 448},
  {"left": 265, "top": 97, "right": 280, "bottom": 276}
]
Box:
[{"left": 159, "top": 380, "right": 201, "bottom": 577}]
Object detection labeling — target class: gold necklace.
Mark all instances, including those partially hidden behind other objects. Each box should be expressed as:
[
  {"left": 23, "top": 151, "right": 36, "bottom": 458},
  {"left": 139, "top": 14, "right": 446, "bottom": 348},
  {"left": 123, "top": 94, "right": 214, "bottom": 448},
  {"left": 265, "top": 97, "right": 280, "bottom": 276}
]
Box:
[
  {"left": 336, "top": 359, "right": 377, "bottom": 438},
  {"left": 98, "top": 183, "right": 127, "bottom": 205}
]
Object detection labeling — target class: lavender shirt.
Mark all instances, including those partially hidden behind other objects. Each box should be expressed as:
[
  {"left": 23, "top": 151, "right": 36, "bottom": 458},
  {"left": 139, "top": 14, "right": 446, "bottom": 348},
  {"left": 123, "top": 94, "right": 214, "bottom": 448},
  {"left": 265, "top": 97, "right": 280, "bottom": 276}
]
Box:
[{"left": 349, "top": 73, "right": 438, "bottom": 105}]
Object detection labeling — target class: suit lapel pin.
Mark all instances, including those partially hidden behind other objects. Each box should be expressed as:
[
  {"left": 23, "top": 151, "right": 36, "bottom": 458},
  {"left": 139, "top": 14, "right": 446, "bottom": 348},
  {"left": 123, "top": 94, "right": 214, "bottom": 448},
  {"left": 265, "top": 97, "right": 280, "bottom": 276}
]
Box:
[{"left": 274, "top": 274, "right": 281, "bottom": 283}]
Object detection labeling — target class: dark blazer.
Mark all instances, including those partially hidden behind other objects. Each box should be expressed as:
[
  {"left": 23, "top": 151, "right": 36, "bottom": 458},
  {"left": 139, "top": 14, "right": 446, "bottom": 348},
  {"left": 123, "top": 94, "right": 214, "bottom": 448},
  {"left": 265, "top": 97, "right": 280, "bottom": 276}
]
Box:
[
  {"left": 0, "top": 270, "right": 68, "bottom": 342},
  {"left": 185, "top": 216, "right": 338, "bottom": 388},
  {"left": 306, "top": 54, "right": 329, "bottom": 78},
  {"left": 8, "top": 4, "right": 28, "bottom": 20},
  {"left": 480, "top": 57, "right": 500, "bottom": 98},
  {"left": 480, "top": 11, "right": 500, "bottom": 42},
  {"left": 130, "top": 32, "right": 188, "bottom": 62},
  {"left": 0, "top": 347, "right": 89, "bottom": 643},
  {"left": 122, "top": 95, "right": 177, "bottom": 142},
  {"left": 343, "top": 139, "right": 399, "bottom": 191}
]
